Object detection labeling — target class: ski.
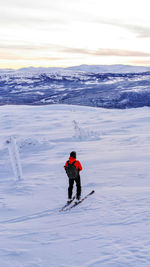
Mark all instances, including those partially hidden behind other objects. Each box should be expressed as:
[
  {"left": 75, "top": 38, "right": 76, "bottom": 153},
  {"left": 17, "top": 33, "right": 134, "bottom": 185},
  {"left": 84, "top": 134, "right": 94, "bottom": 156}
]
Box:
[
  {"left": 59, "top": 195, "right": 76, "bottom": 212},
  {"left": 63, "top": 190, "right": 95, "bottom": 211}
]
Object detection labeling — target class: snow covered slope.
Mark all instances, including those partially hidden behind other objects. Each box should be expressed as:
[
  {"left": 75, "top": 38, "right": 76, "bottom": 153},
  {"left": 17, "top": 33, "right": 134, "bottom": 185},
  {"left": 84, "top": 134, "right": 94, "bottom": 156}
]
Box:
[{"left": 0, "top": 104, "right": 150, "bottom": 266}]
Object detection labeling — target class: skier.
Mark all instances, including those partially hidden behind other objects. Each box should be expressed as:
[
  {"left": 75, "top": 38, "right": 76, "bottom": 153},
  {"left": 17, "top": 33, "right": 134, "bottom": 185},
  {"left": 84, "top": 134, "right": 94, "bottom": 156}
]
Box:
[{"left": 64, "top": 151, "right": 82, "bottom": 203}]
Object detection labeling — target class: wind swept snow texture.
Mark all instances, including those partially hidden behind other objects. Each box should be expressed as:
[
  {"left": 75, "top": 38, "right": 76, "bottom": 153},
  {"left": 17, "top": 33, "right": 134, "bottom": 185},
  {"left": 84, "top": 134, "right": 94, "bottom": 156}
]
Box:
[
  {"left": 6, "top": 137, "right": 23, "bottom": 180},
  {"left": 0, "top": 70, "right": 150, "bottom": 108},
  {"left": 0, "top": 104, "right": 150, "bottom": 266}
]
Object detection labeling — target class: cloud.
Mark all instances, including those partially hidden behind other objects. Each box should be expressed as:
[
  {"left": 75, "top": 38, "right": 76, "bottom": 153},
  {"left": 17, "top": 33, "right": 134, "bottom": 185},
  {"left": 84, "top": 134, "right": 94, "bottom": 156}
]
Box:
[
  {"left": 131, "top": 60, "right": 150, "bottom": 66},
  {"left": 1, "top": 44, "right": 150, "bottom": 60},
  {"left": 0, "top": 11, "right": 65, "bottom": 27},
  {"left": 31, "top": 57, "right": 65, "bottom": 61},
  {"left": 1, "top": 1, "right": 150, "bottom": 39},
  {"left": 0, "top": 53, "right": 63, "bottom": 61},
  {"left": 96, "top": 49, "right": 150, "bottom": 57},
  {"left": 118, "top": 23, "right": 150, "bottom": 38},
  {"left": 0, "top": 43, "right": 63, "bottom": 52},
  {"left": 61, "top": 47, "right": 150, "bottom": 57},
  {"left": 93, "top": 18, "right": 150, "bottom": 38},
  {"left": 0, "top": 44, "right": 51, "bottom": 51},
  {"left": 0, "top": 53, "right": 23, "bottom": 60}
]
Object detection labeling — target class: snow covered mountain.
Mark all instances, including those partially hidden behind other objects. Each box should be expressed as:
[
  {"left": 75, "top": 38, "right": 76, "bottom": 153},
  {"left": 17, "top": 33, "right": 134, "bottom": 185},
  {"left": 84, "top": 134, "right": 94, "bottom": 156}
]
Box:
[
  {"left": 0, "top": 67, "right": 150, "bottom": 108},
  {"left": 66, "top": 64, "right": 150, "bottom": 73},
  {"left": 0, "top": 104, "right": 150, "bottom": 266},
  {"left": 2, "top": 64, "right": 150, "bottom": 73}
]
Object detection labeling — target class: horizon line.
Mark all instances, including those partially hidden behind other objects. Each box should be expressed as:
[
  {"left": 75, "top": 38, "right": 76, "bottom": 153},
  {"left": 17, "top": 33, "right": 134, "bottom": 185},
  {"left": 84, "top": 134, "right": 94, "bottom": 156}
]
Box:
[{"left": 1, "top": 63, "right": 150, "bottom": 71}]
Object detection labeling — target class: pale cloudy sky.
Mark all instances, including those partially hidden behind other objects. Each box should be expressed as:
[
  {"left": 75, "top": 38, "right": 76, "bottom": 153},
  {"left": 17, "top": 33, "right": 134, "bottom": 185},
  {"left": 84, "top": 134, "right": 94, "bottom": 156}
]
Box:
[{"left": 1, "top": 0, "right": 150, "bottom": 69}]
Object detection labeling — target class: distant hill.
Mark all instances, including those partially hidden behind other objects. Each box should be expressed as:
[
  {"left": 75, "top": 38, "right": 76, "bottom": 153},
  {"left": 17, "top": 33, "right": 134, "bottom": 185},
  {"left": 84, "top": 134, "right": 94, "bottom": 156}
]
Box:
[
  {"left": 0, "top": 69, "right": 150, "bottom": 108},
  {"left": 66, "top": 64, "right": 150, "bottom": 73},
  {"left": 0, "top": 64, "right": 150, "bottom": 73}
]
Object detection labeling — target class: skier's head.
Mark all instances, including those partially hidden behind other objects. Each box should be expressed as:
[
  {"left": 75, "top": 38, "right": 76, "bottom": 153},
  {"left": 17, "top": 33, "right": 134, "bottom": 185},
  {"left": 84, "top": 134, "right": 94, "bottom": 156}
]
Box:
[{"left": 70, "top": 151, "right": 76, "bottom": 158}]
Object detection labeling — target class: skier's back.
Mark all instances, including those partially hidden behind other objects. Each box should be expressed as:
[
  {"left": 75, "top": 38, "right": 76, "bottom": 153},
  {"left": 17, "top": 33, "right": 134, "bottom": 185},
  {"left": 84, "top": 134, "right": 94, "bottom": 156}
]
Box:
[{"left": 64, "top": 151, "right": 82, "bottom": 202}]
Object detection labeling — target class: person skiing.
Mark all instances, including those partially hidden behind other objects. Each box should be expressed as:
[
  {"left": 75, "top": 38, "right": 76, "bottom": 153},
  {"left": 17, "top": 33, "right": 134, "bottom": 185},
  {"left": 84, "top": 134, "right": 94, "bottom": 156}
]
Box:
[{"left": 64, "top": 151, "right": 82, "bottom": 203}]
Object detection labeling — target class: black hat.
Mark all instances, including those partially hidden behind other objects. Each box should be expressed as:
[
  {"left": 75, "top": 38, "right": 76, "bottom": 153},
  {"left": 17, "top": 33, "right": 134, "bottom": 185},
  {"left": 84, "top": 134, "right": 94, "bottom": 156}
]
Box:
[{"left": 70, "top": 151, "right": 76, "bottom": 158}]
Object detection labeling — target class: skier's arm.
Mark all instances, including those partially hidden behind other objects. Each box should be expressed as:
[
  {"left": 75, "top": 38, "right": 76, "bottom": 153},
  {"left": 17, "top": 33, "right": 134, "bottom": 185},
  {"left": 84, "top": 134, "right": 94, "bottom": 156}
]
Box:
[
  {"left": 77, "top": 161, "right": 82, "bottom": 171},
  {"left": 64, "top": 161, "right": 68, "bottom": 169}
]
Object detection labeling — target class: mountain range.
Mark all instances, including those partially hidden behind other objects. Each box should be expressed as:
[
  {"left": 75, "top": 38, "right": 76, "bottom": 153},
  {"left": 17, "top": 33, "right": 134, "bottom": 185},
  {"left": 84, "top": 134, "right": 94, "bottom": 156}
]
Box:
[
  {"left": 0, "top": 64, "right": 150, "bottom": 108},
  {"left": 1, "top": 64, "right": 150, "bottom": 73}
]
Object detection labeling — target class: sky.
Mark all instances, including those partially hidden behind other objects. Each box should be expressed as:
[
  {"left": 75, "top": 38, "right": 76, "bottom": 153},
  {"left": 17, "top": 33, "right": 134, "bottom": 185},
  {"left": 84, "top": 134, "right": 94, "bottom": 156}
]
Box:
[{"left": 1, "top": 0, "right": 150, "bottom": 69}]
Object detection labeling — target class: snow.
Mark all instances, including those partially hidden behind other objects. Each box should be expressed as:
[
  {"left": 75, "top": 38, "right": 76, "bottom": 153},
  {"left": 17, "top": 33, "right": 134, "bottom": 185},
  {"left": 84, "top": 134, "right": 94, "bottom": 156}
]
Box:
[
  {"left": 0, "top": 104, "right": 150, "bottom": 266},
  {"left": 7, "top": 64, "right": 150, "bottom": 73},
  {"left": 1, "top": 70, "right": 150, "bottom": 108}
]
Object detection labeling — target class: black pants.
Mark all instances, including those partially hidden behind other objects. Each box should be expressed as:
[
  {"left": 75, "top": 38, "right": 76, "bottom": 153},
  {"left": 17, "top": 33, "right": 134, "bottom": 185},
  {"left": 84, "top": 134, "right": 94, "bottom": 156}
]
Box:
[{"left": 68, "top": 175, "right": 81, "bottom": 199}]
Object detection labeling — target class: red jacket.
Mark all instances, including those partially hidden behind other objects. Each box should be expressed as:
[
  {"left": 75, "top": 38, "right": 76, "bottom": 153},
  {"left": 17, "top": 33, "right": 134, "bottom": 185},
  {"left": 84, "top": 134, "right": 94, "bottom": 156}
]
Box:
[{"left": 65, "top": 157, "right": 82, "bottom": 171}]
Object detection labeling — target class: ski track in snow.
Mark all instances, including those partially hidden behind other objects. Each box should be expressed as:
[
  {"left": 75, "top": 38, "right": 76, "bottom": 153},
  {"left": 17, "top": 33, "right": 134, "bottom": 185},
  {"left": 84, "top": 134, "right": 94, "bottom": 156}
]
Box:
[{"left": 0, "top": 104, "right": 150, "bottom": 266}]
